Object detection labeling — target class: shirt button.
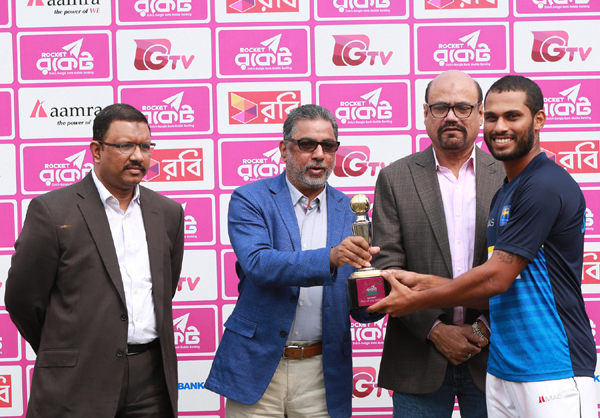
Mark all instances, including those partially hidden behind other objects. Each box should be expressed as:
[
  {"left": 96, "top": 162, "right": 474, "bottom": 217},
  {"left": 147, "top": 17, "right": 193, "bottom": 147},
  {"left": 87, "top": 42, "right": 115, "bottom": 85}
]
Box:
[
  {"left": 116, "top": 350, "right": 124, "bottom": 357},
  {"left": 290, "top": 295, "right": 298, "bottom": 302},
  {"left": 135, "top": 317, "right": 139, "bottom": 322},
  {"left": 120, "top": 314, "right": 127, "bottom": 321},
  {"left": 457, "top": 240, "right": 461, "bottom": 245},
  {"left": 457, "top": 267, "right": 462, "bottom": 272},
  {"left": 134, "top": 290, "right": 138, "bottom": 295},
  {"left": 295, "top": 331, "right": 299, "bottom": 336},
  {"left": 280, "top": 330, "right": 287, "bottom": 338},
  {"left": 456, "top": 213, "right": 461, "bottom": 217},
  {"left": 299, "top": 301, "right": 304, "bottom": 306}
]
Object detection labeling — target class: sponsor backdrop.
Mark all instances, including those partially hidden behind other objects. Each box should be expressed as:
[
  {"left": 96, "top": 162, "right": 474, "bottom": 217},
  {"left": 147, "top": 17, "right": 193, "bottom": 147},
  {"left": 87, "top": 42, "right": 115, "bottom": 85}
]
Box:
[{"left": 0, "top": 0, "right": 599, "bottom": 416}]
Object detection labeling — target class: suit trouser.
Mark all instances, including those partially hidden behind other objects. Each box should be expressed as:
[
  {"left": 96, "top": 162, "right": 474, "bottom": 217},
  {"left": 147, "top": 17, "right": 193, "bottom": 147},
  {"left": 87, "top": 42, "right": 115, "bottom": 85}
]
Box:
[
  {"left": 115, "top": 341, "right": 173, "bottom": 418},
  {"left": 226, "top": 348, "right": 330, "bottom": 418}
]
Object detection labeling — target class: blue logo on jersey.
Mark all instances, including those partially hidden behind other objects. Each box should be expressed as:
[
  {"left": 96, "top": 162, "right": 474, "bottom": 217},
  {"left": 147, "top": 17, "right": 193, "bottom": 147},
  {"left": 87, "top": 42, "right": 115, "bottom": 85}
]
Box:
[
  {"left": 500, "top": 206, "right": 511, "bottom": 226},
  {"left": 582, "top": 213, "right": 586, "bottom": 233}
]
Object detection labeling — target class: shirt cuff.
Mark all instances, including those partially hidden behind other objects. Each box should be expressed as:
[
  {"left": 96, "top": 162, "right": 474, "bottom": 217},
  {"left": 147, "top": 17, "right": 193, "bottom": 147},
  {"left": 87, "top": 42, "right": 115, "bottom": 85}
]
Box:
[{"left": 427, "top": 319, "right": 442, "bottom": 340}]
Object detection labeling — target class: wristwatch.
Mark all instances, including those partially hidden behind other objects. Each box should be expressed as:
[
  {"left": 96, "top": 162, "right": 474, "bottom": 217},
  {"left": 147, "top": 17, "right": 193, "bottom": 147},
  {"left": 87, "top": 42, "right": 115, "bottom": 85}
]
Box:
[{"left": 472, "top": 321, "right": 489, "bottom": 345}]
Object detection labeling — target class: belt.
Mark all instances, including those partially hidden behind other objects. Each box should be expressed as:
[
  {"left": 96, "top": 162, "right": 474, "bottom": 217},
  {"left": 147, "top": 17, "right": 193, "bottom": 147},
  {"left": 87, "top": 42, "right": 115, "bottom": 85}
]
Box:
[
  {"left": 282, "top": 342, "right": 322, "bottom": 359},
  {"left": 126, "top": 339, "right": 159, "bottom": 356}
]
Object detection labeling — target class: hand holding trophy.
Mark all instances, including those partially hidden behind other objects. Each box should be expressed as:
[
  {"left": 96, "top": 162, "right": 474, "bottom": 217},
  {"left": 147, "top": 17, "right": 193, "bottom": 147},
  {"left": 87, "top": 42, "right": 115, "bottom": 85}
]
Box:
[{"left": 346, "top": 194, "right": 390, "bottom": 309}]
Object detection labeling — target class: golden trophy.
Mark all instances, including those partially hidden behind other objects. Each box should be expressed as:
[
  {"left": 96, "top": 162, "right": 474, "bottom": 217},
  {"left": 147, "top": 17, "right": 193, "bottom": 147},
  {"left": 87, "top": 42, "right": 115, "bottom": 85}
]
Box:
[{"left": 346, "top": 194, "right": 390, "bottom": 309}]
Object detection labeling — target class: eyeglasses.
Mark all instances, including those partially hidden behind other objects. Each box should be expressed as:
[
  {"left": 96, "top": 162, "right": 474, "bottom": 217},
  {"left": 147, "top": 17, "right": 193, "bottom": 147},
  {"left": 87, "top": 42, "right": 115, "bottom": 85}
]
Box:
[
  {"left": 286, "top": 138, "right": 340, "bottom": 153},
  {"left": 427, "top": 102, "right": 481, "bottom": 119},
  {"left": 98, "top": 141, "right": 155, "bottom": 154}
]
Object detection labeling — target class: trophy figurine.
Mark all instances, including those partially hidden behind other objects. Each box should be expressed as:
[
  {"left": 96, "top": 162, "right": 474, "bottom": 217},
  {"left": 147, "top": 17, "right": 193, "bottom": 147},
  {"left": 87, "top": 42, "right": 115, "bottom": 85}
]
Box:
[{"left": 346, "top": 194, "right": 390, "bottom": 309}]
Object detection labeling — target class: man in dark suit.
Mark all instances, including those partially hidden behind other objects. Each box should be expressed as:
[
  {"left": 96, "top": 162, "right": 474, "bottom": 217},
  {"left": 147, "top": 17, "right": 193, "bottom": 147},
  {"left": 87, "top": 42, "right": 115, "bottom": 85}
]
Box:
[
  {"left": 5, "top": 103, "right": 184, "bottom": 418},
  {"left": 371, "top": 71, "right": 505, "bottom": 417},
  {"left": 206, "top": 104, "right": 380, "bottom": 418}
]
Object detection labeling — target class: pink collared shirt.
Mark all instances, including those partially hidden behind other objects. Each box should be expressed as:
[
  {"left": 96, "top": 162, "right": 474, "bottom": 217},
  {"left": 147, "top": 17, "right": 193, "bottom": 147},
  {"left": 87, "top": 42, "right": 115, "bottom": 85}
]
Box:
[{"left": 433, "top": 146, "right": 477, "bottom": 326}]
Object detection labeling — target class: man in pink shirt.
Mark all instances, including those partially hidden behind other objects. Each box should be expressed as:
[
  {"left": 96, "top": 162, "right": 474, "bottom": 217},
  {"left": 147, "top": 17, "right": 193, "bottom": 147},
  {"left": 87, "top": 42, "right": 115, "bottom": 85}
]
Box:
[{"left": 371, "top": 70, "right": 505, "bottom": 418}]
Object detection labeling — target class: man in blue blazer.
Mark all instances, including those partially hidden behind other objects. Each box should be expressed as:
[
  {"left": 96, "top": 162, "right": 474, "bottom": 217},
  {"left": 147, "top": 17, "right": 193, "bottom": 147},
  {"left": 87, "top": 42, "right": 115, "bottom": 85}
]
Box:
[{"left": 206, "top": 105, "right": 380, "bottom": 418}]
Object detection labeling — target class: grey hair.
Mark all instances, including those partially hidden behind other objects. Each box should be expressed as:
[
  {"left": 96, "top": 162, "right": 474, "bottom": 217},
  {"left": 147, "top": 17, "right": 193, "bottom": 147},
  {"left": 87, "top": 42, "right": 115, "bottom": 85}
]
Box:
[{"left": 283, "top": 104, "right": 338, "bottom": 141}]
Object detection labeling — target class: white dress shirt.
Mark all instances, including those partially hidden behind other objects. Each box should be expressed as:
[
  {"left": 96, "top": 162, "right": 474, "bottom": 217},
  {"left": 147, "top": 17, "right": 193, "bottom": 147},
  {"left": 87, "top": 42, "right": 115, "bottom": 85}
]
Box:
[
  {"left": 92, "top": 170, "right": 157, "bottom": 344},
  {"left": 286, "top": 177, "right": 328, "bottom": 343}
]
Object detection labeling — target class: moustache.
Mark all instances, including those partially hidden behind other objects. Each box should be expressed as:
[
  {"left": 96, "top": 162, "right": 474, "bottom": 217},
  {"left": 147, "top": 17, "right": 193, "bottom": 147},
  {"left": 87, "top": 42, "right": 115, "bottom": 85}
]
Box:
[
  {"left": 305, "top": 163, "right": 328, "bottom": 171},
  {"left": 124, "top": 163, "right": 147, "bottom": 173},
  {"left": 440, "top": 122, "right": 467, "bottom": 135}
]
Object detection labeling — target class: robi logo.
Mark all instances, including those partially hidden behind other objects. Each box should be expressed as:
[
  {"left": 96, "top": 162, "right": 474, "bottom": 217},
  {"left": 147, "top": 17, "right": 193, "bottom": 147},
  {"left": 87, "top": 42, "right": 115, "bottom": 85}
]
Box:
[
  {"left": 332, "top": 35, "right": 393, "bottom": 67},
  {"left": 353, "top": 367, "right": 392, "bottom": 398},
  {"left": 334, "top": 146, "right": 386, "bottom": 178},
  {"left": 134, "top": 39, "right": 195, "bottom": 71},
  {"left": 531, "top": 31, "right": 592, "bottom": 63},
  {"left": 0, "top": 375, "right": 11, "bottom": 407}
]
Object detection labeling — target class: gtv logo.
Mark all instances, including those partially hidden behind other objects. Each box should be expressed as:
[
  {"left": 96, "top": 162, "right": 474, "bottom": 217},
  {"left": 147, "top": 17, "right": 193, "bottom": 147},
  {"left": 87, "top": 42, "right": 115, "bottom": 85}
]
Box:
[
  {"left": 353, "top": 367, "right": 392, "bottom": 398},
  {"left": 332, "top": 35, "right": 393, "bottom": 67},
  {"left": 531, "top": 31, "right": 592, "bottom": 63},
  {"left": 178, "top": 276, "right": 201, "bottom": 291},
  {"left": 334, "top": 146, "right": 386, "bottom": 178},
  {"left": 134, "top": 39, "right": 195, "bottom": 70}
]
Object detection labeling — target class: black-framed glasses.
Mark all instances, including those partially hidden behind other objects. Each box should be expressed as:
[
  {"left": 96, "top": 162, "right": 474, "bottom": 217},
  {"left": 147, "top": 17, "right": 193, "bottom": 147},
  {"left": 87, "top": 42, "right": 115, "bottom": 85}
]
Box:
[
  {"left": 427, "top": 102, "right": 482, "bottom": 119},
  {"left": 98, "top": 141, "right": 155, "bottom": 154},
  {"left": 286, "top": 138, "right": 340, "bottom": 153}
]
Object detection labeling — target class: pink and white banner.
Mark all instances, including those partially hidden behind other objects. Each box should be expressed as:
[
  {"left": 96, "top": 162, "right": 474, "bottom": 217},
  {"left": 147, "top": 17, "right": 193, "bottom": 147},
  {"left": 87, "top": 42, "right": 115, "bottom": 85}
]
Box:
[{"left": 0, "top": 0, "right": 599, "bottom": 416}]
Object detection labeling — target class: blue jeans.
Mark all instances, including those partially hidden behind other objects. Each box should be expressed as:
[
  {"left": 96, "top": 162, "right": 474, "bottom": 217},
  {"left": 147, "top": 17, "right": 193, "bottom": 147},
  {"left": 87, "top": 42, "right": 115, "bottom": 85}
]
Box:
[{"left": 393, "top": 362, "right": 487, "bottom": 418}]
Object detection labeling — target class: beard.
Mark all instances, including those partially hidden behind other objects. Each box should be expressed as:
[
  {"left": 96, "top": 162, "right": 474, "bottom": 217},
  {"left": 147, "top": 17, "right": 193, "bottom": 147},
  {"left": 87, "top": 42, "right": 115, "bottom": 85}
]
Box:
[
  {"left": 485, "top": 121, "right": 535, "bottom": 162},
  {"left": 435, "top": 122, "right": 469, "bottom": 150},
  {"left": 287, "top": 160, "right": 333, "bottom": 191}
]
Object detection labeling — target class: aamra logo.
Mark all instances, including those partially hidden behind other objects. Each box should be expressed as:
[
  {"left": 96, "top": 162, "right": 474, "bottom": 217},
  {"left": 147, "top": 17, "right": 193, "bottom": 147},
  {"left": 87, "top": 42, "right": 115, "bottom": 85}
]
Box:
[
  {"left": 134, "top": 0, "right": 192, "bottom": 17},
  {"left": 238, "top": 147, "right": 284, "bottom": 181},
  {"left": 332, "top": 35, "right": 393, "bottom": 67},
  {"left": 532, "top": 0, "right": 589, "bottom": 9},
  {"left": 173, "top": 313, "right": 200, "bottom": 346},
  {"left": 334, "top": 0, "right": 391, "bottom": 12},
  {"left": 426, "top": 0, "right": 496, "bottom": 9},
  {"left": 0, "top": 375, "right": 11, "bottom": 408},
  {"left": 181, "top": 202, "right": 198, "bottom": 235},
  {"left": 434, "top": 30, "right": 491, "bottom": 67},
  {"left": 227, "top": 0, "right": 298, "bottom": 13},
  {"left": 229, "top": 91, "right": 301, "bottom": 125},
  {"left": 36, "top": 38, "right": 93, "bottom": 76},
  {"left": 141, "top": 92, "right": 195, "bottom": 127},
  {"left": 30, "top": 100, "right": 101, "bottom": 120},
  {"left": 235, "top": 34, "right": 292, "bottom": 71},
  {"left": 27, "top": 0, "right": 100, "bottom": 7},
  {"left": 545, "top": 84, "right": 591, "bottom": 120},
  {"left": 134, "top": 39, "right": 195, "bottom": 71},
  {"left": 31, "top": 100, "right": 47, "bottom": 118},
  {"left": 531, "top": 31, "right": 592, "bottom": 63},
  {"left": 334, "top": 146, "right": 386, "bottom": 178},
  {"left": 336, "top": 87, "right": 392, "bottom": 125},
  {"left": 40, "top": 150, "right": 93, "bottom": 187}
]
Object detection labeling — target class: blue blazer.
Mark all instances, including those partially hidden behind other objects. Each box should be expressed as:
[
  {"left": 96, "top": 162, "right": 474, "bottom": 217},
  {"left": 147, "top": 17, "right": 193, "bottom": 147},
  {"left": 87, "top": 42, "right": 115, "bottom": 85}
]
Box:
[{"left": 206, "top": 172, "right": 376, "bottom": 418}]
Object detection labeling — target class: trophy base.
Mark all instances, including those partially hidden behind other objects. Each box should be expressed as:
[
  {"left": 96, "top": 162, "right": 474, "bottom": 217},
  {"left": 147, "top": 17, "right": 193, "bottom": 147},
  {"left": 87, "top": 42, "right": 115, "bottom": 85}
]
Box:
[{"left": 347, "top": 268, "right": 390, "bottom": 310}]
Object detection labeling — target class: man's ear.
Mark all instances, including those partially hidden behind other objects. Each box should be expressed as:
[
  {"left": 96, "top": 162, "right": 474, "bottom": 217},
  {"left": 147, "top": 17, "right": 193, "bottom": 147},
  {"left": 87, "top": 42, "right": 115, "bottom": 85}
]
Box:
[
  {"left": 533, "top": 109, "right": 546, "bottom": 131},
  {"left": 279, "top": 140, "right": 288, "bottom": 163},
  {"left": 90, "top": 141, "right": 102, "bottom": 164}
]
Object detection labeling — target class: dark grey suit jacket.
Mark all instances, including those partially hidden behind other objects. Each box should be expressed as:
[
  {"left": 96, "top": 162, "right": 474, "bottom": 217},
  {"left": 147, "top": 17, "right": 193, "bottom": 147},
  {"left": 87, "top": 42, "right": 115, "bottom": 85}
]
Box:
[
  {"left": 371, "top": 145, "right": 505, "bottom": 394},
  {"left": 5, "top": 173, "right": 185, "bottom": 418}
]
